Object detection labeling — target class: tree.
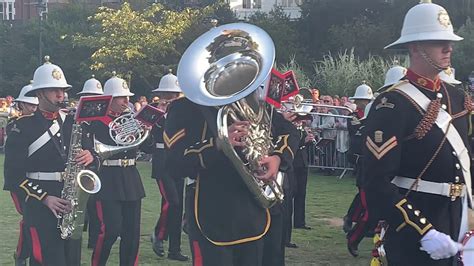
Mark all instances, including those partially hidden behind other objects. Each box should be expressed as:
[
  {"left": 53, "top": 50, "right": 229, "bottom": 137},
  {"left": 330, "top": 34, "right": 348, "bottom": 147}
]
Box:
[
  {"left": 452, "top": 18, "right": 474, "bottom": 82},
  {"left": 73, "top": 2, "right": 199, "bottom": 95},
  {"left": 248, "top": 7, "right": 305, "bottom": 65}
]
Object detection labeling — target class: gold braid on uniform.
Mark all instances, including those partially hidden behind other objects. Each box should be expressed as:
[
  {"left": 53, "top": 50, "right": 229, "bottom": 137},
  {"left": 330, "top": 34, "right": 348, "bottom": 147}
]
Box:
[
  {"left": 464, "top": 92, "right": 473, "bottom": 113},
  {"left": 413, "top": 99, "right": 441, "bottom": 140}
]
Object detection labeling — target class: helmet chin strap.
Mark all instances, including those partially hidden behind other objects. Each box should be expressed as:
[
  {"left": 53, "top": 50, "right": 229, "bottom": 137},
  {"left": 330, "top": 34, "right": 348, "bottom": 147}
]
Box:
[
  {"left": 38, "top": 91, "right": 63, "bottom": 112},
  {"left": 418, "top": 44, "right": 449, "bottom": 72}
]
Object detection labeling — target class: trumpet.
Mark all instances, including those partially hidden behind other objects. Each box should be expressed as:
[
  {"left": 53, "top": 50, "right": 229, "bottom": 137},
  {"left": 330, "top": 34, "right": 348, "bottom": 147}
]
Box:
[{"left": 280, "top": 90, "right": 354, "bottom": 119}]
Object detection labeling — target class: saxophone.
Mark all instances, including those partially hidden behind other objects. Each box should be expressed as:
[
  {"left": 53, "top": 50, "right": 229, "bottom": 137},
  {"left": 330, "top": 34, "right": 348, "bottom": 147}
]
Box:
[{"left": 59, "top": 123, "right": 101, "bottom": 239}]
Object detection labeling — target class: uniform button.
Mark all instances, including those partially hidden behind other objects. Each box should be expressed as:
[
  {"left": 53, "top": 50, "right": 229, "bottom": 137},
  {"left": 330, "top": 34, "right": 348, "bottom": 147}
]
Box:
[
  {"left": 436, "top": 93, "right": 443, "bottom": 99},
  {"left": 414, "top": 210, "right": 420, "bottom": 216},
  {"left": 407, "top": 204, "right": 413, "bottom": 210},
  {"left": 441, "top": 104, "right": 447, "bottom": 110},
  {"left": 456, "top": 164, "right": 461, "bottom": 170},
  {"left": 453, "top": 151, "right": 457, "bottom": 156},
  {"left": 57, "top": 133, "right": 61, "bottom": 137},
  {"left": 455, "top": 176, "right": 460, "bottom": 183},
  {"left": 420, "top": 218, "right": 427, "bottom": 224}
]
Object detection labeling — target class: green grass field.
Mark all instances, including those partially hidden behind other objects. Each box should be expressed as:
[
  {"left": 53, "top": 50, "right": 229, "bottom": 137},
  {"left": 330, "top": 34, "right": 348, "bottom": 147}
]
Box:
[{"left": 0, "top": 158, "right": 373, "bottom": 265}]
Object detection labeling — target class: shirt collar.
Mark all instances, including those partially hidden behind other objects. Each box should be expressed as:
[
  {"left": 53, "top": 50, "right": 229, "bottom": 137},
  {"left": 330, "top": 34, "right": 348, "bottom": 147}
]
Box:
[{"left": 406, "top": 69, "right": 441, "bottom": 92}]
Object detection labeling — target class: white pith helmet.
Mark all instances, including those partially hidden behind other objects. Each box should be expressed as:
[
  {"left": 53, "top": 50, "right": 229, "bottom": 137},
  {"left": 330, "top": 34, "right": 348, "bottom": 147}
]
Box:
[
  {"left": 385, "top": 0, "right": 463, "bottom": 49},
  {"left": 439, "top": 67, "right": 461, "bottom": 85},
  {"left": 350, "top": 81, "right": 374, "bottom": 100},
  {"left": 153, "top": 69, "right": 182, "bottom": 93},
  {"left": 14, "top": 82, "right": 39, "bottom": 105},
  {"left": 103, "top": 72, "right": 134, "bottom": 97},
  {"left": 379, "top": 65, "right": 407, "bottom": 90},
  {"left": 27, "top": 56, "right": 72, "bottom": 96},
  {"left": 78, "top": 75, "right": 103, "bottom": 95}
]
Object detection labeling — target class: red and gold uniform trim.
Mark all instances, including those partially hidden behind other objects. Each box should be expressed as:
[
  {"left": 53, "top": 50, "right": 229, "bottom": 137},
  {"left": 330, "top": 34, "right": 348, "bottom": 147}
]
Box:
[{"left": 406, "top": 69, "right": 441, "bottom": 92}]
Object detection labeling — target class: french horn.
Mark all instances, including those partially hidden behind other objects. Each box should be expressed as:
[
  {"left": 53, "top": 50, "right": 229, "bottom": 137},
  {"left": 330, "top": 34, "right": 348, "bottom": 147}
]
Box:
[{"left": 177, "top": 23, "right": 283, "bottom": 208}]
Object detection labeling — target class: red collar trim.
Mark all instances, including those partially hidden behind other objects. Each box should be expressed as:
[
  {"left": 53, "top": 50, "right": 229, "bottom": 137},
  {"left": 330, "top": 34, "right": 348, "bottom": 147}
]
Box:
[
  {"left": 40, "top": 110, "right": 59, "bottom": 120},
  {"left": 406, "top": 69, "right": 441, "bottom": 92},
  {"left": 108, "top": 110, "right": 122, "bottom": 118}
]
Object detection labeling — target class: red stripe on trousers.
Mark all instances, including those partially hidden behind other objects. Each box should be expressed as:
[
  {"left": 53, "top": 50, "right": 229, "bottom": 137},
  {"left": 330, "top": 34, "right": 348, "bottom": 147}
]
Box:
[
  {"left": 156, "top": 180, "right": 170, "bottom": 240},
  {"left": 30, "top": 227, "right": 43, "bottom": 265},
  {"left": 92, "top": 201, "right": 105, "bottom": 266},
  {"left": 192, "top": 241, "right": 203, "bottom": 266},
  {"left": 134, "top": 249, "right": 139, "bottom": 266},
  {"left": 11, "top": 192, "right": 25, "bottom": 256}
]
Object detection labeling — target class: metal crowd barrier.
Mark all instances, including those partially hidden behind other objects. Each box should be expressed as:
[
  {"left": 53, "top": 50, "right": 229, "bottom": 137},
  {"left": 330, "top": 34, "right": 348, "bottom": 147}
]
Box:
[{"left": 307, "top": 128, "right": 354, "bottom": 179}]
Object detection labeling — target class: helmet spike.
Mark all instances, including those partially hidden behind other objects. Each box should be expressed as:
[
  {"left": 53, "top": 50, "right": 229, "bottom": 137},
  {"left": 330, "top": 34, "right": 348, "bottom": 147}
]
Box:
[{"left": 419, "top": 0, "right": 432, "bottom": 3}]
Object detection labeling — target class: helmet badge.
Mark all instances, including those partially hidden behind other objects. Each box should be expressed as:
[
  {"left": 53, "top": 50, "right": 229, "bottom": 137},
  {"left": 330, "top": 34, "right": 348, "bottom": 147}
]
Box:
[
  {"left": 122, "top": 80, "right": 129, "bottom": 90},
  {"left": 52, "top": 69, "right": 62, "bottom": 80},
  {"left": 438, "top": 9, "right": 451, "bottom": 28}
]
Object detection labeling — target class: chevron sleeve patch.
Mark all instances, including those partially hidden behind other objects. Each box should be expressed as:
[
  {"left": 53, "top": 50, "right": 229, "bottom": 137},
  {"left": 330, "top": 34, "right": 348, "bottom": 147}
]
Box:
[
  {"left": 366, "top": 136, "right": 397, "bottom": 160},
  {"left": 164, "top": 129, "right": 186, "bottom": 149}
]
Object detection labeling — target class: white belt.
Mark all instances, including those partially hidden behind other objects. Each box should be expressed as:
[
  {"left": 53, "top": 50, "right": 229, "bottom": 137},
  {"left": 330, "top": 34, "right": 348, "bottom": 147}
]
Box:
[
  {"left": 102, "top": 159, "right": 136, "bottom": 167},
  {"left": 391, "top": 176, "right": 466, "bottom": 200},
  {"left": 27, "top": 172, "right": 64, "bottom": 181},
  {"left": 156, "top": 143, "right": 164, "bottom": 149}
]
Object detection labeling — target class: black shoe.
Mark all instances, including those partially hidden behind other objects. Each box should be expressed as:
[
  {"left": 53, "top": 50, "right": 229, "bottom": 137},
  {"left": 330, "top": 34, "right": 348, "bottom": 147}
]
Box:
[
  {"left": 150, "top": 234, "right": 165, "bottom": 257},
  {"left": 13, "top": 252, "right": 26, "bottom": 266},
  {"left": 168, "top": 252, "right": 189, "bottom": 261},
  {"left": 295, "top": 225, "right": 312, "bottom": 230},
  {"left": 347, "top": 242, "right": 359, "bottom": 257},
  {"left": 285, "top": 242, "right": 298, "bottom": 248},
  {"left": 343, "top": 215, "right": 352, "bottom": 233}
]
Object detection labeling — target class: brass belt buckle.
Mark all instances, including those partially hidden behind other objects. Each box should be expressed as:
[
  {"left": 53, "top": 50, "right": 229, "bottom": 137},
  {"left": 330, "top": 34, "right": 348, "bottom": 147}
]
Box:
[
  {"left": 121, "top": 159, "right": 129, "bottom": 167},
  {"left": 449, "top": 183, "right": 463, "bottom": 201}
]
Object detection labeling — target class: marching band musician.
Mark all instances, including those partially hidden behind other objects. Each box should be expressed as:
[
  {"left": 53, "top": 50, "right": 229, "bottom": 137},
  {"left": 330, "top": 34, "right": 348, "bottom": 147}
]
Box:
[
  {"left": 362, "top": 1, "right": 471, "bottom": 265},
  {"left": 88, "top": 74, "right": 153, "bottom": 266},
  {"left": 4, "top": 83, "right": 38, "bottom": 266},
  {"left": 76, "top": 75, "right": 103, "bottom": 250},
  {"left": 164, "top": 95, "right": 299, "bottom": 265},
  {"left": 293, "top": 121, "right": 315, "bottom": 231},
  {"left": 148, "top": 70, "right": 189, "bottom": 261},
  {"left": 4, "top": 56, "right": 98, "bottom": 266},
  {"left": 343, "top": 66, "right": 406, "bottom": 257}
]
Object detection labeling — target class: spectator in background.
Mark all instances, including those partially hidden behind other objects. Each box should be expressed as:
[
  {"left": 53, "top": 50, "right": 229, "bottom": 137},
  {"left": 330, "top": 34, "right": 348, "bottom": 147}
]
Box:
[
  {"left": 311, "top": 88, "right": 320, "bottom": 103},
  {"left": 333, "top": 95, "right": 341, "bottom": 107},
  {"left": 134, "top": 95, "right": 148, "bottom": 111}
]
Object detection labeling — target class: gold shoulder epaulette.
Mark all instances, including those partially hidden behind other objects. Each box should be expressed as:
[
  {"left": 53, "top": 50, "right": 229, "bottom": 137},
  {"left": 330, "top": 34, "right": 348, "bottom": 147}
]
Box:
[{"left": 15, "top": 113, "right": 34, "bottom": 120}]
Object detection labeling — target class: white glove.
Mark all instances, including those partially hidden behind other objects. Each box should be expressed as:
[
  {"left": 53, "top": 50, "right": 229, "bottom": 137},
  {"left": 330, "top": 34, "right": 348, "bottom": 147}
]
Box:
[{"left": 420, "top": 229, "right": 462, "bottom": 260}]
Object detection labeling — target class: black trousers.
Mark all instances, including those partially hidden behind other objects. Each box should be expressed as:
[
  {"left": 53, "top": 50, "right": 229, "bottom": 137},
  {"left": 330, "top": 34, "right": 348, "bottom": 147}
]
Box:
[
  {"left": 262, "top": 208, "right": 284, "bottom": 266},
  {"left": 87, "top": 197, "right": 100, "bottom": 249},
  {"left": 293, "top": 166, "right": 309, "bottom": 227},
  {"left": 10, "top": 191, "right": 30, "bottom": 260},
  {"left": 91, "top": 199, "right": 141, "bottom": 266},
  {"left": 283, "top": 171, "right": 295, "bottom": 245},
  {"left": 153, "top": 176, "right": 185, "bottom": 253},
  {"left": 185, "top": 182, "right": 264, "bottom": 266},
  {"left": 24, "top": 197, "right": 82, "bottom": 266}
]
